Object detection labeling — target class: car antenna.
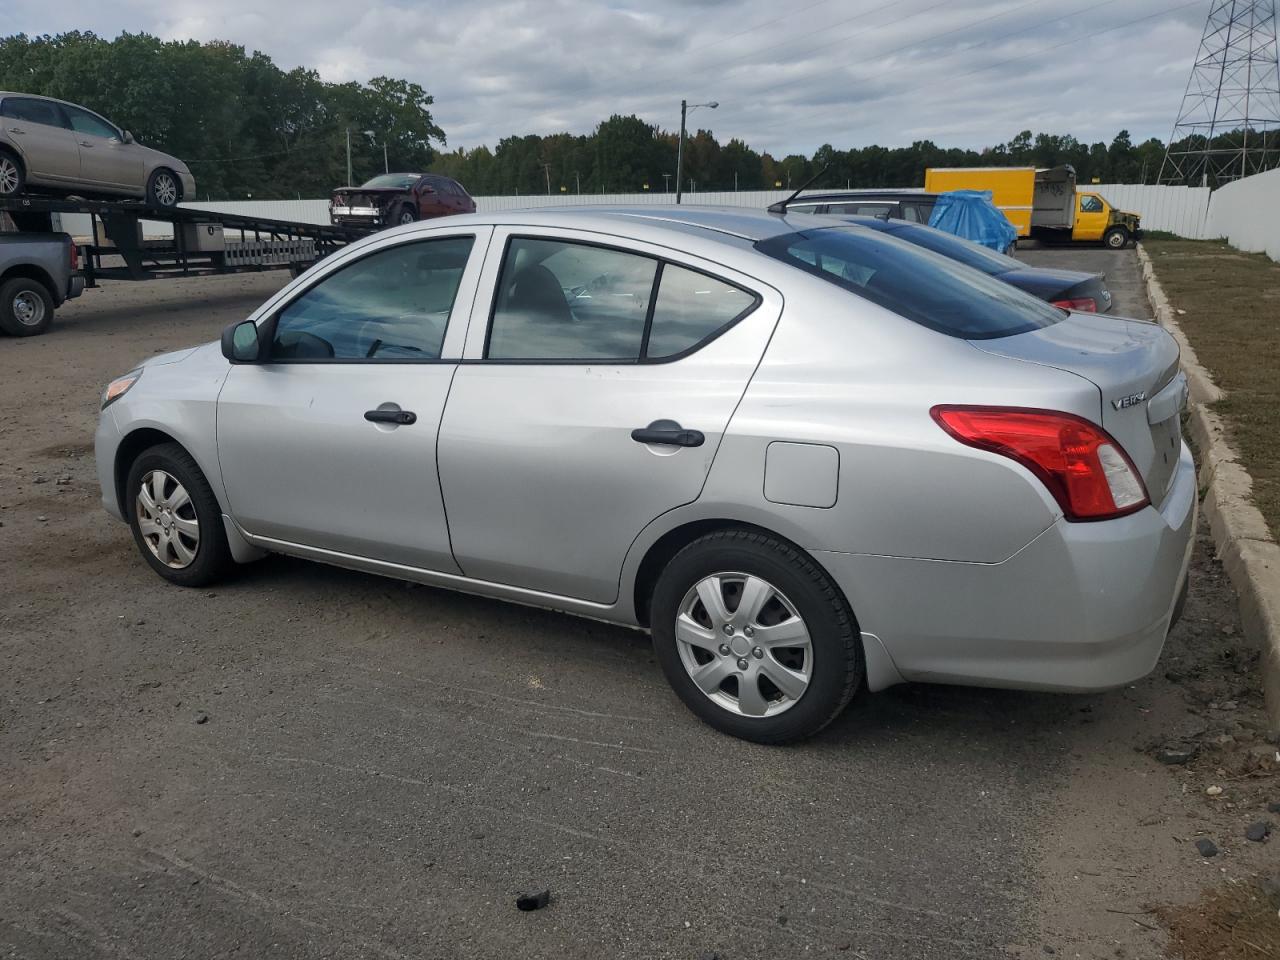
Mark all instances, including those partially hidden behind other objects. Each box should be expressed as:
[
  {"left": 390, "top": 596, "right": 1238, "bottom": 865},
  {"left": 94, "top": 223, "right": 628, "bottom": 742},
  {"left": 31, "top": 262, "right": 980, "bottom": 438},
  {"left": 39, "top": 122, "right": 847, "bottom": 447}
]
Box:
[{"left": 767, "top": 164, "right": 831, "bottom": 214}]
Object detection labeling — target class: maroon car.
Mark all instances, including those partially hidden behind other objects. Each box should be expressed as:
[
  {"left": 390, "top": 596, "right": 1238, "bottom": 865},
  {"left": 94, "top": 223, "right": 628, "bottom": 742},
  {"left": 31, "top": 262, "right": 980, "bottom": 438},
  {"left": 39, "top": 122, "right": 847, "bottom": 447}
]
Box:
[{"left": 329, "top": 173, "right": 475, "bottom": 228}]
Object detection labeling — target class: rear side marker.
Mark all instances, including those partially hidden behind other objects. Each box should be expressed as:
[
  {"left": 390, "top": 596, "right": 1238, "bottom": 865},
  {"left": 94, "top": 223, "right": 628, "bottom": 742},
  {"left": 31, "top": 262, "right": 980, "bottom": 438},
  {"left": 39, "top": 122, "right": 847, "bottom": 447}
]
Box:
[{"left": 931, "top": 405, "right": 1150, "bottom": 521}]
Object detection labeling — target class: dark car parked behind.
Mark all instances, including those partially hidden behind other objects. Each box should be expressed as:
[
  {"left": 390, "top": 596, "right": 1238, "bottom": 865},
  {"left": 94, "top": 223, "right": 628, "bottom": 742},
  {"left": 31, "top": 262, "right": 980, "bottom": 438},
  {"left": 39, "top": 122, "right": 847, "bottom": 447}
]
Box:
[
  {"left": 330, "top": 173, "right": 475, "bottom": 228},
  {"left": 840, "top": 215, "right": 1112, "bottom": 313},
  {"left": 785, "top": 189, "right": 939, "bottom": 224}
]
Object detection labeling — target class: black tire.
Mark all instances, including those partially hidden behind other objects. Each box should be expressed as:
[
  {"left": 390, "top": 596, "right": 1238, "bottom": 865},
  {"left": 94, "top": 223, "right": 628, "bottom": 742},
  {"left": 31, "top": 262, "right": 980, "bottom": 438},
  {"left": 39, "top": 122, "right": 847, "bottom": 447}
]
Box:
[
  {"left": 0, "top": 276, "right": 54, "bottom": 337},
  {"left": 396, "top": 204, "right": 418, "bottom": 225},
  {"left": 125, "top": 443, "right": 233, "bottom": 587},
  {"left": 0, "top": 149, "right": 25, "bottom": 197},
  {"left": 650, "top": 529, "right": 863, "bottom": 744},
  {"left": 1103, "top": 226, "right": 1129, "bottom": 250},
  {"left": 145, "top": 168, "right": 181, "bottom": 208}
]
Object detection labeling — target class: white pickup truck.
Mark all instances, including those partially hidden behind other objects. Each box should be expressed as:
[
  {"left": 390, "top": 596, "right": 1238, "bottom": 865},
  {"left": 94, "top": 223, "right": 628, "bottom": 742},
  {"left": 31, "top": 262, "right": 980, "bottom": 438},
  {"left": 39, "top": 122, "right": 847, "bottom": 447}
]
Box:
[{"left": 0, "top": 231, "right": 82, "bottom": 336}]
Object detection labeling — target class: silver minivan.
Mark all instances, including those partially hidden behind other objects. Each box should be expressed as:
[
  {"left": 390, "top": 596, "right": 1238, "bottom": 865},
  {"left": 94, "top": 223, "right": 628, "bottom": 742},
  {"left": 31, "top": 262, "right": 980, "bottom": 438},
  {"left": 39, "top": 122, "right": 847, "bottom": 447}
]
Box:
[
  {"left": 0, "top": 92, "right": 194, "bottom": 207},
  {"left": 95, "top": 207, "right": 1195, "bottom": 743}
]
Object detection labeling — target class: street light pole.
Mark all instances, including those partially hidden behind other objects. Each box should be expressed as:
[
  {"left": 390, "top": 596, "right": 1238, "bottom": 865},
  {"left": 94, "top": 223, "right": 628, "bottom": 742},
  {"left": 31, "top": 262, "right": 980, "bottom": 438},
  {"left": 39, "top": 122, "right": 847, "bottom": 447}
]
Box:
[
  {"left": 676, "top": 100, "right": 687, "bottom": 205},
  {"left": 346, "top": 128, "right": 352, "bottom": 186},
  {"left": 675, "top": 99, "right": 717, "bottom": 205},
  {"left": 383, "top": 141, "right": 388, "bottom": 174}
]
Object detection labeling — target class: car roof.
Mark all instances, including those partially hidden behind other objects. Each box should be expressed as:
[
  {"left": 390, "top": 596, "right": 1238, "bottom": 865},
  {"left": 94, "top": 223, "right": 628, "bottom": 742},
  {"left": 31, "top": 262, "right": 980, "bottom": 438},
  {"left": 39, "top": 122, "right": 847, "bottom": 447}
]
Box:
[{"left": 445, "top": 205, "right": 850, "bottom": 244}]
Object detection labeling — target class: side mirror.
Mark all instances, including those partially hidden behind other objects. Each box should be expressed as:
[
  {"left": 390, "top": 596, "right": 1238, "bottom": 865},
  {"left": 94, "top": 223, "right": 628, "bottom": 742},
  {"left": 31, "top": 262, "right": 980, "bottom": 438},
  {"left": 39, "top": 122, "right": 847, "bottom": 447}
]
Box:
[
  {"left": 122, "top": 130, "right": 135, "bottom": 144},
  {"left": 222, "top": 319, "right": 262, "bottom": 363}
]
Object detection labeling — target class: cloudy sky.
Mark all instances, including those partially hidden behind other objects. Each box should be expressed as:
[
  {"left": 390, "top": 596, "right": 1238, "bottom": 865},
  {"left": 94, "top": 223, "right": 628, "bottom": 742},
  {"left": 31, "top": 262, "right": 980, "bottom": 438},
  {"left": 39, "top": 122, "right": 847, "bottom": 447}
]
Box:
[{"left": 6, "top": 0, "right": 1214, "bottom": 154}]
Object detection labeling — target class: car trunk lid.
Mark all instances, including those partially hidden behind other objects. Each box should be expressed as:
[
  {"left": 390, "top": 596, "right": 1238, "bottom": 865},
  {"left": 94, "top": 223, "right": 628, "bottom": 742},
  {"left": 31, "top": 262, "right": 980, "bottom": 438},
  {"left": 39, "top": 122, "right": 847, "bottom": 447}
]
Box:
[{"left": 971, "top": 312, "right": 1185, "bottom": 505}]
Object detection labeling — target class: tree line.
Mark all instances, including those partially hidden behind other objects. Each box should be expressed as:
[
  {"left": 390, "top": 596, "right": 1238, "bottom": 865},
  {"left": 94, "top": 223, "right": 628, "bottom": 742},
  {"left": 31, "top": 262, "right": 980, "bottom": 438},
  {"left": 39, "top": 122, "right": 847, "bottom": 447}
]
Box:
[{"left": 0, "top": 32, "right": 1214, "bottom": 200}]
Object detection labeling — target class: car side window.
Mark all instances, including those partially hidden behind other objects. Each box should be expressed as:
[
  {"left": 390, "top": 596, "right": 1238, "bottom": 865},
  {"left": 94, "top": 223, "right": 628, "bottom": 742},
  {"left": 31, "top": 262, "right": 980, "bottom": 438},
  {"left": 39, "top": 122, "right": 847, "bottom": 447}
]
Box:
[
  {"left": 487, "top": 238, "right": 658, "bottom": 361},
  {"left": 646, "top": 265, "right": 757, "bottom": 359},
  {"left": 1080, "top": 195, "right": 1104, "bottom": 213},
  {"left": 2, "top": 97, "right": 69, "bottom": 129},
  {"left": 270, "top": 236, "right": 474, "bottom": 361},
  {"left": 62, "top": 105, "right": 118, "bottom": 140}
]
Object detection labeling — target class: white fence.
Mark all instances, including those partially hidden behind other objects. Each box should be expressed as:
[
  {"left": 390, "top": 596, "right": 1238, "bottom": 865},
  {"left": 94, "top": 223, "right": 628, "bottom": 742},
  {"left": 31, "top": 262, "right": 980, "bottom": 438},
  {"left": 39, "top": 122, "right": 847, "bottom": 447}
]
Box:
[
  {"left": 53, "top": 180, "right": 1280, "bottom": 257},
  {"left": 1206, "top": 166, "right": 1280, "bottom": 261}
]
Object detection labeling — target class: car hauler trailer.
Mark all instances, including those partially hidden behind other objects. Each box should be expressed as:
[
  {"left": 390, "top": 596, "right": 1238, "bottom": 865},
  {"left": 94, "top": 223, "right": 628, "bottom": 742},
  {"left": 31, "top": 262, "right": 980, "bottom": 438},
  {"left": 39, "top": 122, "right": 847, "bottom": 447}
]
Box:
[
  {"left": 0, "top": 195, "right": 369, "bottom": 285},
  {"left": 923, "top": 165, "right": 1143, "bottom": 249},
  {"left": 0, "top": 195, "right": 373, "bottom": 336}
]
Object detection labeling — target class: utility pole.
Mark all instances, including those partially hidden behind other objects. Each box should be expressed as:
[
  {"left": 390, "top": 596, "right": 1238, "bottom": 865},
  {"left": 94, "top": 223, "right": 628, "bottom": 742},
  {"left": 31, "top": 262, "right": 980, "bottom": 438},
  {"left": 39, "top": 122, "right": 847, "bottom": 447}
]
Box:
[
  {"left": 675, "top": 98, "right": 718, "bottom": 204},
  {"left": 345, "top": 128, "right": 352, "bottom": 186},
  {"left": 383, "top": 141, "right": 388, "bottom": 174},
  {"left": 575, "top": 171, "right": 581, "bottom": 194},
  {"left": 540, "top": 162, "right": 551, "bottom": 196}
]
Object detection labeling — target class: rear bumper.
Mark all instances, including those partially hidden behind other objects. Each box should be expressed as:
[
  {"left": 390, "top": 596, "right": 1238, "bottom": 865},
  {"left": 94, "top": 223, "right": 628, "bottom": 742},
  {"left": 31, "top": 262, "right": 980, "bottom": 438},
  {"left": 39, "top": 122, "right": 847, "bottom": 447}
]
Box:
[{"left": 817, "top": 440, "right": 1197, "bottom": 693}]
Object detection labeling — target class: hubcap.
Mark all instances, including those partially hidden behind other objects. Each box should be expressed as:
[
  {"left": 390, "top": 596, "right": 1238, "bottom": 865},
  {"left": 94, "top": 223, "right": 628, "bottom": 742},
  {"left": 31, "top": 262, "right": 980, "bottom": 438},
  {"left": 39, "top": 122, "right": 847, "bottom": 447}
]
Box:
[
  {"left": 0, "top": 158, "right": 18, "bottom": 195},
  {"left": 153, "top": 174, "right": 177, "bottom": 206},
  {"left": 136, "top": 470, "right": 199, "bottom": 568},
  {"left": 675, "top": 572, "right": 812, "bottom": 718},
  {"left": 399, "top": 210, "right": 414, "bottom": 224},
  {"left": 12, "top": 291, "right": 44, "bottom": 327}
]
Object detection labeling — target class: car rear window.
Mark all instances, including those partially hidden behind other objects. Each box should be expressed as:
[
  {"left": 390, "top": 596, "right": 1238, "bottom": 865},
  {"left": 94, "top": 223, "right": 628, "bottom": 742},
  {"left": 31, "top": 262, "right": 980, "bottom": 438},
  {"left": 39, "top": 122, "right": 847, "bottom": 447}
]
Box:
[
  {"left": 881, "top": 222, "right": 1023, "bottom": 275},
  {"left": 755, "top": 226, "right": 1064, "bottom": 339}
]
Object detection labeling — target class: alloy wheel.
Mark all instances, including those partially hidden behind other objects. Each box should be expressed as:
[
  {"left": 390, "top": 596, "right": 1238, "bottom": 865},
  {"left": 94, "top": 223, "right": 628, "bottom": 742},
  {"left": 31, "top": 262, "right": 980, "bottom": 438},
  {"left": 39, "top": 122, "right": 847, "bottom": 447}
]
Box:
[
  {"left": 136, "top": 469, "right": 200, "bottom": 568},
  {"left": 674, "top": 572, "right": 812, "bottom": 718},
  {"left": 153, "top": 173, "right": 178, "bottom": 206},
  {"left": 0, "top": 157, "right": 18, "bottom": 195},
  {"left": 399, "top": 209, "right": 415, "bottom": 224},
  {"left": 11, "top": 291, "right": 45, "bottom": 327}
]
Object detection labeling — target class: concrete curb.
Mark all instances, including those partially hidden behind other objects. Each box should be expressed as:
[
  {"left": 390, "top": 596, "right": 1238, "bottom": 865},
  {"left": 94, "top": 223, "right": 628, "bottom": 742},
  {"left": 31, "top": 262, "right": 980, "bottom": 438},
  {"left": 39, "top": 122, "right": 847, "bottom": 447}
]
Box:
[{"left": 1138, "top": 244, "right": 1280, "bottom": 739}]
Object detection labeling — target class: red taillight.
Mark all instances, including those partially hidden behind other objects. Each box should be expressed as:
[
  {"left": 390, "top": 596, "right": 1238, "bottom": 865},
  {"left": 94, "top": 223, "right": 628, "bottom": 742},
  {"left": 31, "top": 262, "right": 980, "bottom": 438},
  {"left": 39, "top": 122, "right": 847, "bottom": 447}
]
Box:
[
  {"left": 931, "top": 405, "right": 1149, "bottom": 521},
  {"left": 1051, "top": 297, "right": 1097, "bottom": 312}
]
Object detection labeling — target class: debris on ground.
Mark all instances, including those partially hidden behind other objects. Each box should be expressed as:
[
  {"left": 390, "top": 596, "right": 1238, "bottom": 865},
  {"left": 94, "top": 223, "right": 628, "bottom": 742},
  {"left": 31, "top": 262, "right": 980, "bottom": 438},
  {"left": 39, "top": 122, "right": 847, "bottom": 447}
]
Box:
[
  {"left": 515, "top": 889, "right": 550, "bottom": 911},
  {"left": 1243, "top": 821, "right": 1270, "bottom": 843},
  {"left": 1156, "top": 741, "right": 1199, "bottom": 764},
  {"left": 1193, "top": 838, "right": 1219, "bottom": 858}
]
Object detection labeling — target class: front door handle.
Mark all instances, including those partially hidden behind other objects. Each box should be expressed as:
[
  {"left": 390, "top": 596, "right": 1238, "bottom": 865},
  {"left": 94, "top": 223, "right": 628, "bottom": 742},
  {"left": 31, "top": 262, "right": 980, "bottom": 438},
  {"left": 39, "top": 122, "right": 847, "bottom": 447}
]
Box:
[
  {"left": 7, "top": 127, "right": 24, "bottom": 135},
  {"left": 365, "top": 408, "right": 417, "bottom": 425},
  {"left": 79, "top": 140, "right": 94, "bottom": 148},
  {"left": 631, "top": 419, "right": 704, "bottom": 447}
]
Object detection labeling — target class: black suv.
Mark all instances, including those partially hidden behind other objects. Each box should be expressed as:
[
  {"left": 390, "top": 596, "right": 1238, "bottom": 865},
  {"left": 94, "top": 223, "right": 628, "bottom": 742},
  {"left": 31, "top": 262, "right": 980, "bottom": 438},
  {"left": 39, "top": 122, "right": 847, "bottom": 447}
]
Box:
[{"left": 784, "top": 189, "right": 938, "bottom": 223}]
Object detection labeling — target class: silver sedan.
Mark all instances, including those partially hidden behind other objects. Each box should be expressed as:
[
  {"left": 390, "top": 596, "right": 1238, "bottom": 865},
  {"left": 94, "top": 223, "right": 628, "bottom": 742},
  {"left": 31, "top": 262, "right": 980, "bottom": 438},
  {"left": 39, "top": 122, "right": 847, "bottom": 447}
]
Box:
[
  {"left": 95, "top": 207, "right": 1195, "bottom": 743},
  {"left": 0, "top": 92, "right": 194, "bottom": 207}
]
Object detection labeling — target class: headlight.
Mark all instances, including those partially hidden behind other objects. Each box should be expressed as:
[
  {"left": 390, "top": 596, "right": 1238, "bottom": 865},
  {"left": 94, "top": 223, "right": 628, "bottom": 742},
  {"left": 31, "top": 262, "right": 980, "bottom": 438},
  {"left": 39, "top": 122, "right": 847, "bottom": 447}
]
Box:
[{"left": 102, "top": 369, "right": 142, "bottom": 409}]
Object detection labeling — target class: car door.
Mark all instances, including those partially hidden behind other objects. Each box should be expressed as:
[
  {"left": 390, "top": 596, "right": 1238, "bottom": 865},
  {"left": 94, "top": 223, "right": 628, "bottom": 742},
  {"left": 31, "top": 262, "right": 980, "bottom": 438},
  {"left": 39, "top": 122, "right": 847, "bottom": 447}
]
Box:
[
  {"left": 1073, "top": 193, "right": 1107, "bottom": 242},
  {"left": 216, "top": 228, "right": 491, "bottom": 572},
  {"left": 436, "top": 228, "right": 782, "bottom": 604},
  {"left": 62, "top": 103, "right": 140, "bottom": 191},
  {"left": 0, "top": 97, "right": 81, "bottom": 182}
]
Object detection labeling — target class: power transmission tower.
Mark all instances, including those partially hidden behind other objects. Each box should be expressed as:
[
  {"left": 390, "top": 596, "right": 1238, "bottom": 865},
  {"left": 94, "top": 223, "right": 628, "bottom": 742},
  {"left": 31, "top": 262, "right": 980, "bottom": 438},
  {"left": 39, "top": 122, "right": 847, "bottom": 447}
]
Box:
[{"left": 1158, "top": 0, "right": 1280, "bottom": 186}]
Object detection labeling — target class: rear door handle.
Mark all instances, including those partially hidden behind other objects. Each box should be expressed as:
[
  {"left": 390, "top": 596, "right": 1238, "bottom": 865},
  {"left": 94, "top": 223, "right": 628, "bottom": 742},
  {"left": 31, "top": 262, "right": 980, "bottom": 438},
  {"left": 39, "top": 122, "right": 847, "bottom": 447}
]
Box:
[
  {"left": 631, "top": 419, "right": 704, "bottom": 447},
  {"left": 364, "top": 409, "right": 417, "bottom": 425}
]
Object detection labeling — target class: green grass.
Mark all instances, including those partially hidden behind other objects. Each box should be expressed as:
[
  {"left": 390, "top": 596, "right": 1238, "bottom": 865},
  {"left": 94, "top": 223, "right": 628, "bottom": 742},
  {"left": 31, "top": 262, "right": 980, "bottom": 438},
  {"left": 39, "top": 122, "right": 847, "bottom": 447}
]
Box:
[{"left": 1143, "top": 239, "right": 1280, "bottom": 538}]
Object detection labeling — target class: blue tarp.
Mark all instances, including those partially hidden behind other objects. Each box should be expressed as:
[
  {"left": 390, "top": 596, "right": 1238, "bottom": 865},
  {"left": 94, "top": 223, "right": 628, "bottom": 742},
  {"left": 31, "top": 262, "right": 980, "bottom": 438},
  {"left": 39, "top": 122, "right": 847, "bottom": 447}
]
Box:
[{"left": 927, "top": 189, "right": 1018, "bottom": 253}]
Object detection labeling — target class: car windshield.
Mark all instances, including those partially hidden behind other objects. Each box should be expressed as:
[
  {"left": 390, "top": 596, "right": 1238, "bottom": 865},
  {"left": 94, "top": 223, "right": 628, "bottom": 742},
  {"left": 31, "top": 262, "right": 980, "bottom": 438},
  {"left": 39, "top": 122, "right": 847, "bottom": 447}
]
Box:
[
  {"left": 360, "top": 174, "right": 421, "bottom": 190},
  {"left": 879, "top": 222, "right": 1023, "bottom": 276},
  {"left": 756, "top": 226, "right": 1064, "bottom": 340}
]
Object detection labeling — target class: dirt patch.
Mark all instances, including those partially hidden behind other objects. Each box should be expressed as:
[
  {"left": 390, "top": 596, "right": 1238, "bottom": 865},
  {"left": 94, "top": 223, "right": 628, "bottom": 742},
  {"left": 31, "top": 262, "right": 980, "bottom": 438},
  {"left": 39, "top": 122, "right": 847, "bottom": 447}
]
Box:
[
  {"left": 1157, "top": 878, "right": 1280, "bottom": 959},
  {"left": 1143, "top": 239, "right": 1280, "bottom": 537}
]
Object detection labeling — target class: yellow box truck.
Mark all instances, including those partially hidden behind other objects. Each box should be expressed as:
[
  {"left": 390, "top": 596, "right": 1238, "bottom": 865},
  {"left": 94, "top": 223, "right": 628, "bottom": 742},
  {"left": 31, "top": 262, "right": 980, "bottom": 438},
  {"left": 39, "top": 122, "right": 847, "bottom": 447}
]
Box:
[{"left": 923, "top": 165, "right": 1142, "bottom": 249}]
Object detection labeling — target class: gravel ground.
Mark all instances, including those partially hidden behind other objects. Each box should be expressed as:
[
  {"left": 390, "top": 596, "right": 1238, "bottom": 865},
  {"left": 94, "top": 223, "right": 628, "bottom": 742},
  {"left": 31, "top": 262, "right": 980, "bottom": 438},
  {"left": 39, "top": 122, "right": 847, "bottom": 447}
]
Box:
[{"left": 0, "top": 250, "right": 1274, "bottom": 959}]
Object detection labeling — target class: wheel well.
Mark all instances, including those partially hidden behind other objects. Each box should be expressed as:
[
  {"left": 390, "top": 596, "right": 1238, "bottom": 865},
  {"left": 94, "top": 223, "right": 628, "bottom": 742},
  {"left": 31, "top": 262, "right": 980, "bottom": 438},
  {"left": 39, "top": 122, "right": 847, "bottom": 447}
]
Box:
[
  {"left": 0, "top": 265, "right": 57, "bottom": 303},
  {"left": 633, "top": 519, "right": 797, "bottom": 627},
  {"left": 113, "top": 428, "right": 181, "bottom": 516},
  {"left": 0, "top": 144, "right": 23, "bottom": 170}
]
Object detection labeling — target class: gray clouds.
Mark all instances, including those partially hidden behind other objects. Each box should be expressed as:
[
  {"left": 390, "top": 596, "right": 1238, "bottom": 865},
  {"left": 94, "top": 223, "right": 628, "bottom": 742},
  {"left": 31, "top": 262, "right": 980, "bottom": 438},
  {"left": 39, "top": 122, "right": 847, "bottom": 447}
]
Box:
[{"left": 9, "top": 0, "right": 1213, "bottom": 152}]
